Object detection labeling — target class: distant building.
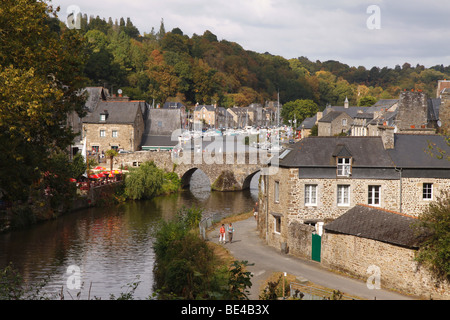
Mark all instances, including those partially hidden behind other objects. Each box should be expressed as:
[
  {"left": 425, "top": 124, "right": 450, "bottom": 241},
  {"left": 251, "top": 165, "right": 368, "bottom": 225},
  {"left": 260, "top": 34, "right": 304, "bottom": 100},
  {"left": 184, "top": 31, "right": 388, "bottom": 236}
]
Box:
[{"left": 82, "top": 97, "right": 147, "bottom": 153}]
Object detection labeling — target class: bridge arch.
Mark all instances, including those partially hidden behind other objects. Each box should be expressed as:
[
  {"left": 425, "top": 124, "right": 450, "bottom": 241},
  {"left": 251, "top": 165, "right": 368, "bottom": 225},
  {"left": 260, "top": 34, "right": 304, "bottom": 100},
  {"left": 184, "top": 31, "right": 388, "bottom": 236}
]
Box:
[
  {"left": 180, "top": 168, "right": 211, "bottom": 189},
  {"left": 242, "top": 170, "right": 261, "bottom": 190}
]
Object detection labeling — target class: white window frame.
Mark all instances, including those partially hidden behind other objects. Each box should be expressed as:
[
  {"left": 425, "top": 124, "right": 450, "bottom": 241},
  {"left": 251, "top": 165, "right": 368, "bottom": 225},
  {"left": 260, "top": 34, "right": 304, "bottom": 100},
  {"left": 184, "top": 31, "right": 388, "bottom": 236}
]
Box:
[
  {"left": 274, "top": 181, "right": 280, "bottom": 203},
  {"left": 100, "top": 114, "right": 106, "bottom": 121},
  {"left": 337, "top": 157, "right": 352, "bottom": 177},
  {"left": 305, "top": 184, "right": 317, "bottom": 206},
  {"left": 100, "top": 130, "right": 106, "bottom": 137},
  {"left": 368, "top": 185, "right": 381, "bottom": 206},
  {"left": 337, "top": 185, "right": 350, "bottom": 206},
  {"left": 112, "top": 130, "right": 118, "bottom": 138},
  {"left": 423, "top": 183, "right": 433, "bottom": 201},
  {"left": 274, "top": 216, "right": 281, "bottom": 234}
]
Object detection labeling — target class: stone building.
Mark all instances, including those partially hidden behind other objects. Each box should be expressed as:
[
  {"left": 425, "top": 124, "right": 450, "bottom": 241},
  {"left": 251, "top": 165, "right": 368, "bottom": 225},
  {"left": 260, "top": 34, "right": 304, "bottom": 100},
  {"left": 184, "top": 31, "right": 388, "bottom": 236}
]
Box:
[
  {"left": 193, "top": 104, "right": 218, "bottom": 128},
  {"left": 322, "top": 205, "right": 450, "bottom": 299},
  {"left": 317, "top": 111, "right": 353, "bottom": 136},
  {"left": 82, "top": 99, "right": 146, "bottom": 153},
  {"left": 258, "top": 134, "right": 450, "bottom": 251}
]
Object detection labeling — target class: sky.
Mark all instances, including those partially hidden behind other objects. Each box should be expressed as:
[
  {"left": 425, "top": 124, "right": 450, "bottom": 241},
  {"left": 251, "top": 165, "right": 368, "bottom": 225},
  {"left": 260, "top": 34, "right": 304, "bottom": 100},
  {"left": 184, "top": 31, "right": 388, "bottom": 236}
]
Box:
[{"left": 51, "top": 0, "right": 450, "bottom": 69}]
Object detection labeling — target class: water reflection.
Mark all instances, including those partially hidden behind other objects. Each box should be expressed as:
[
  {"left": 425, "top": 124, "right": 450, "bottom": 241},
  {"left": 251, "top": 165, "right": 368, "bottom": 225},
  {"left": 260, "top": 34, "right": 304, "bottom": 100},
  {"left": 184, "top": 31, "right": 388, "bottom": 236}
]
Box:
[{"left": 0, "top": 170, "right": 259, "bottom": 300}]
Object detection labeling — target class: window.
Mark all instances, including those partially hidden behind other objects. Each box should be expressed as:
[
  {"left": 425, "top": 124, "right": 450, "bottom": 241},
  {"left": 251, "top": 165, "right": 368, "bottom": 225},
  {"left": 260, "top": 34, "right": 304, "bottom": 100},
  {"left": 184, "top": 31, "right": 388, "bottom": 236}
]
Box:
[
  {"left": 100, "top": 130, "right": 106, "bottom": 137},
  {"left": 337, "top": 185, "right": 350, "bottom": 206},
  {"left": 92, "top": 146, "right": 99, "bottom": 153},
  {"left": 274, "top": 216, "right": 281, "bottom": 234},
  {"left": 305, "top": 184, "right": 317, "bottom": 206},
  {"left": 274, "top": 181, "right": 280, "bottom": 203},
  {"left": 368, "top": 185, "right": 380, "bottom": 206},
  {"left": 423, "top": 183, "right": 433, "bottom": 200},
  {"left": 337, "top": 158, "right": 351, "bottom": 177},
  {"left": 100, "top": 114, "right": 106, "bottom": 121},
  {"left": 112, "top": 130, "right": 118, "bottom": 138},
  {"left": 342, "top": 119, "right": 347, "bottom": 126}
]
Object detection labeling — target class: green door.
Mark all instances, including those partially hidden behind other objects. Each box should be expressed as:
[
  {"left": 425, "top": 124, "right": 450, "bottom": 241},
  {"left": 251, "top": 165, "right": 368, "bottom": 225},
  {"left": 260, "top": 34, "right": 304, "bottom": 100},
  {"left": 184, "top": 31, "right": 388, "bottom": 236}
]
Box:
[{"left": 312, "top": 234, "right": 322, "bottom": 262}]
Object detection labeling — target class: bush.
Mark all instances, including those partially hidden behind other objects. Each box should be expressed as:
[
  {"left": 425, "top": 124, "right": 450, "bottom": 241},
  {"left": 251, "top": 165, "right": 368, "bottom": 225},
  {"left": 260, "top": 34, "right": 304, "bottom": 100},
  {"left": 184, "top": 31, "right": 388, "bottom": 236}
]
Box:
[
  {"left": 415, "top": 191, "right": 450, "bottom": 282},
  {"left": 124, "top": 161, "right": 164, "bottom": 200}
]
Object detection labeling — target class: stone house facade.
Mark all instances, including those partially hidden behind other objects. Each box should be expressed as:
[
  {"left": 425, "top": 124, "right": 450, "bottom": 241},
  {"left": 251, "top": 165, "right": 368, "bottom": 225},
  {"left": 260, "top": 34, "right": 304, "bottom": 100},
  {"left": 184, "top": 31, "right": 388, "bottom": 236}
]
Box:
[
  {"left": 257, "top": 134, "right": 450, "bottom": 298},
  {"left": 194, "top": 105, "right": 218, "bottom": 128},
  {"left": 82, "top": 100, "right": 146, "bottom": 153},
  {"left": 317, "top": 111, "right": 353, "bottom": 136}
]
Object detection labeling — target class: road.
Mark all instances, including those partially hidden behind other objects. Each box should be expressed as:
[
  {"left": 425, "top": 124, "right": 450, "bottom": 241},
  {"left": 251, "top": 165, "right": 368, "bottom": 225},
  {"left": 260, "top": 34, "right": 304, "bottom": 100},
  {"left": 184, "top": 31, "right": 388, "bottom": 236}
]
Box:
[{"left": 208, "top": 217, "right": 415, "bottom": 300}]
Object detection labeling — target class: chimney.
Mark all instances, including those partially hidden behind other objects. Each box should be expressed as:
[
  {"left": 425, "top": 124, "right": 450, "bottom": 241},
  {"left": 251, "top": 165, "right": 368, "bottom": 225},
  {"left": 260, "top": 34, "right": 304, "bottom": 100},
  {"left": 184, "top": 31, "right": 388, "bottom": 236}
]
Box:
[
  {"left": 344, "top": 97, "right": 349, "bottom": 109},
  {"left": 316, "top": 112, "right": 323, "bottom": 123},
  {"left": 381, "top": 126, "right": 395, "bottom": 149}
]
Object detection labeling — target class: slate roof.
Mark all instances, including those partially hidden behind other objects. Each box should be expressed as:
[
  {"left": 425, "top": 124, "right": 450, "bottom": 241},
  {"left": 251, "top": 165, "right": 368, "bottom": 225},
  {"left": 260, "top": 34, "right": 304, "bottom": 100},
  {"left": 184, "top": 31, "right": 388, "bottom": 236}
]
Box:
[
  {"left": 387, "top": 134, "right": 450, "bottom": 169},
  {"left": 298, "top": 114, "right": 317, "bottom": 130},
  {"left": 279, "top": 136, "right": 394, "bottom": 168},
  {"left": 83, "top": 100, "right": 145, "bottom": 124},
  {"left": 194, "top": 105, "right": 216, "bottom": 112},
  {"left": 324, "top": 205, "right": 426, "bottom": 249},
  {"left": 140, "top": 135, "right": 179, "bottom": 148},
  {"left": 318, "top": 111, "right": 347, "bottom": 123},
  {"left": 323, "top": 106, "right": 368, "bottom": 119},
  {"left": 371, "top": 99, "right": 399, "bottom": 109}
]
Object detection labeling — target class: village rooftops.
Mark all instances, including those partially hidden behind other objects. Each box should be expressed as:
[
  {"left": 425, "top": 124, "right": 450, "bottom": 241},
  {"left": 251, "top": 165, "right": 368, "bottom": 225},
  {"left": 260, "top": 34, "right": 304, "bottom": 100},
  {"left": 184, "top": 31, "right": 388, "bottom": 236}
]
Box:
[{"left": 277, "top": 134, "right": 450, "bottom": 172}]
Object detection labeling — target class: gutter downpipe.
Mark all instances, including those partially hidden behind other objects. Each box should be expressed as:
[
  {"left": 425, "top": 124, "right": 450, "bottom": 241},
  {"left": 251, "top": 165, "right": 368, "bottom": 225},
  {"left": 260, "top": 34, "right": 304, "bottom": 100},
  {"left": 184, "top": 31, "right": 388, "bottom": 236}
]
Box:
[{"left": 395, "top": 167, "right": 403, "bottom": 213}]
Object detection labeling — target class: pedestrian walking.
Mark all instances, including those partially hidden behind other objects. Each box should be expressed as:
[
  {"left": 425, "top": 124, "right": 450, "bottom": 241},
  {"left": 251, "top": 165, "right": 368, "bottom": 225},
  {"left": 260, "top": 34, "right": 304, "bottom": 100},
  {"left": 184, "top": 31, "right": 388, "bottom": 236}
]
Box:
[
  {"left": 227, "top": 223, "right": 234, "bottom": 243},
  {"left": 219, "top": 224, "right": 226, "bottom": 244},
  {"left": 253, "top": 202, "right": 258, "bottom": 221}
]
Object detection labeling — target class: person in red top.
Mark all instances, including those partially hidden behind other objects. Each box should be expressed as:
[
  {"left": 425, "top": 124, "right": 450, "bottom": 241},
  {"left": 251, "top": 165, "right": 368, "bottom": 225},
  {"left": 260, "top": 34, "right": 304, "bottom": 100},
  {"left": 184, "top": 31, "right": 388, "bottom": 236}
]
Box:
[{"left": 219, "top": 224, "right": 226, "bottom": 244}]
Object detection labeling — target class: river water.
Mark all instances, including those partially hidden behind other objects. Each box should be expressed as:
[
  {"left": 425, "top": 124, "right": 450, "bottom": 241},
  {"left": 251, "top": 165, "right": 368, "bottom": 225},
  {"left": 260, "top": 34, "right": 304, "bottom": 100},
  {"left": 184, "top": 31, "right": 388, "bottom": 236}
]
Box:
[{"left": 0, "top": 171, "right": 259, "bottom": 300}]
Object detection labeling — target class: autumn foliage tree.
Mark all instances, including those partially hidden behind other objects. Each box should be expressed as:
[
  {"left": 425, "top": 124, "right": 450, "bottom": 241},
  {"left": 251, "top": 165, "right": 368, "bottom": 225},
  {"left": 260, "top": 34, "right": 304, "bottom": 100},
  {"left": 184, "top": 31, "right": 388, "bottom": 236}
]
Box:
[{"left": 0, "top": 0, "right": 88, "bottom": 201}]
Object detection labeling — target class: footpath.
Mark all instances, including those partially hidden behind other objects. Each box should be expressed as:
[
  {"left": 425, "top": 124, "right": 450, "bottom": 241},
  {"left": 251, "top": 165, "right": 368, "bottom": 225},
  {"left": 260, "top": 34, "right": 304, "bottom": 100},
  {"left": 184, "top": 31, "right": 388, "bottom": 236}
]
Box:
[{"left": 207, "top": 217, "right": 415, "bottom": 300}]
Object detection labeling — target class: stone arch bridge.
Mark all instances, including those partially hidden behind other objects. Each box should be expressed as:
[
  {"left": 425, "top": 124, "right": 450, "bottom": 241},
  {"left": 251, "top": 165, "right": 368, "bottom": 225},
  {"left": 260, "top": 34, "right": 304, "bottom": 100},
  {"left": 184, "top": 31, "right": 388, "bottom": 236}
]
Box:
[{"left": 115, "top": 151, "right": 268, "bottom": 191}]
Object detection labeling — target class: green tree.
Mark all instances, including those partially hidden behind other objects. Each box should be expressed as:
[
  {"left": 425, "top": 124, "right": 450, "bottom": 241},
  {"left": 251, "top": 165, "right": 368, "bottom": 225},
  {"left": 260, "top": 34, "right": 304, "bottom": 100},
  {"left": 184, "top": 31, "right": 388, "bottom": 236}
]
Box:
[
  {"left": 415, "top": 191, "right": 450, "bottom": 282},
  {"left": 124, "top": 161, "right": 164, "bottom": 200},
  {"left": 358, "top": 96, "right": 377, "bottom": 107},
  {"left": 281, "top": 99, "right": 318, "bottom": 125},
  {"left": 0, "top": 0, "right": 87, "bottom": 202}
]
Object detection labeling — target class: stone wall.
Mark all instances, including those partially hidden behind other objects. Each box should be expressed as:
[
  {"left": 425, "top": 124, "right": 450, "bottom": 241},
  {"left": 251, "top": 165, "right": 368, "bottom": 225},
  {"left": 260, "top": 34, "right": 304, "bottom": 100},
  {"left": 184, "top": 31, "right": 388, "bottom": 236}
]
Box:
[
  {"left": 321, "top": 232, "right": 450, "bottom": 300},
  {"left": 401, "top": 177, "right": 450, "bottom": 214},
  {"left": 287, "top": 221, "right": 315, "bottom": 259},
  {"left": 439, "top": 92, "right": 450, "bottom": 134}
]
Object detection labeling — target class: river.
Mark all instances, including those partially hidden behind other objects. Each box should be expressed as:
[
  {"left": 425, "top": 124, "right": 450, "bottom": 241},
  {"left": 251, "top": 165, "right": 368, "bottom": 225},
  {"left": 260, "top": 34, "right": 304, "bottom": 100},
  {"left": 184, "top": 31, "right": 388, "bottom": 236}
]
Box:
[{"left": 0, "top": 170, "right": 259, "bottom": 300}]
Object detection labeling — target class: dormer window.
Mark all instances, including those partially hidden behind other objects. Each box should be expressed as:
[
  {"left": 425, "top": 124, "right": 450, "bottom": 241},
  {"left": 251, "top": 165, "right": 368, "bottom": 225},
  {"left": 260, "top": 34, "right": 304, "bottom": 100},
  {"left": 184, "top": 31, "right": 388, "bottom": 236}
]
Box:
[
  {"left": 100, "top": 110, "right": 108, "bottom": 121},
  {"left": 337, "top": 157, "right": 352, "bottom": 177}
]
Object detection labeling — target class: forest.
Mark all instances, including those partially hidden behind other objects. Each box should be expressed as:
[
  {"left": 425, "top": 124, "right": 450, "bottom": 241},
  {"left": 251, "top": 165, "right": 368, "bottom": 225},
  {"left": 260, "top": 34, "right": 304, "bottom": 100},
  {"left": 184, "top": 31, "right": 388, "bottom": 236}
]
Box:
[{"left": 79, "top": 14, "right": 450, "bottom": 111}]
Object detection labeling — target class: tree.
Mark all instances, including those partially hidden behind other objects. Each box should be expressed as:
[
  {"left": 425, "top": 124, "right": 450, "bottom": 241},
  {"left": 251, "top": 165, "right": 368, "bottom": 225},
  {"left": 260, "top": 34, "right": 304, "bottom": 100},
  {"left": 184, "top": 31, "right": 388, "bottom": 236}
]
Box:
[
  {"left": 105, "top": 149, "right": 118, "bottom": 172},
  {"left": 0, "top": 0, "right": 87, "bottom": 201},
  {"left": 415, "top": 191, "right": 450, "bottom": 282},
  {"left": 358, "top": 96, "right": 377, "bottom": 107},
  {"left": 281, "top": 99, "right": 318, "bottom": 126},
  {"left": 124, "top": 161, "right": 164, "bottom": 200}
]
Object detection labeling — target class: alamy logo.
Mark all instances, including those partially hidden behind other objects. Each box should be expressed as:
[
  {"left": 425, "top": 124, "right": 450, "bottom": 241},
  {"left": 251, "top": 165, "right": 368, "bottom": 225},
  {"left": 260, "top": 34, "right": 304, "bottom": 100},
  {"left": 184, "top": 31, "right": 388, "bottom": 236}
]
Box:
[
  {"left": 66, "top": 265, "right": 81, "bottom": 290},
  {"left": 366, "top": 265, "right": 381, "bottom": 290},
  {"left": 367, "top": 5, "right": 381, "bottom": 30},
  {"left": 66, "top": 5, "right": 82, "bottom": 30}
]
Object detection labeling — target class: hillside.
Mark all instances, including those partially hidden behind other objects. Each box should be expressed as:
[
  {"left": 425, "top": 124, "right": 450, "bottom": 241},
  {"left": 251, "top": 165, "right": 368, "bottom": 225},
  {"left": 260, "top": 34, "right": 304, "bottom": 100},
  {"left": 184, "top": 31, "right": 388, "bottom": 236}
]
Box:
[{"left": 78, "top": 15, "right": 450, "bottom": 110}]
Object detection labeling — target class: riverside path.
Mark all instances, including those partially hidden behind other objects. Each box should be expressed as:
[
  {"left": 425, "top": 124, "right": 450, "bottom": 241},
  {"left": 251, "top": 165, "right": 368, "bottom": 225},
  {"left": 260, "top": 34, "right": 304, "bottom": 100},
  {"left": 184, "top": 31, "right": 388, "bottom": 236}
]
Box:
[{"left": 208, "top": 217, "right": 415, "bottom": 300}]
